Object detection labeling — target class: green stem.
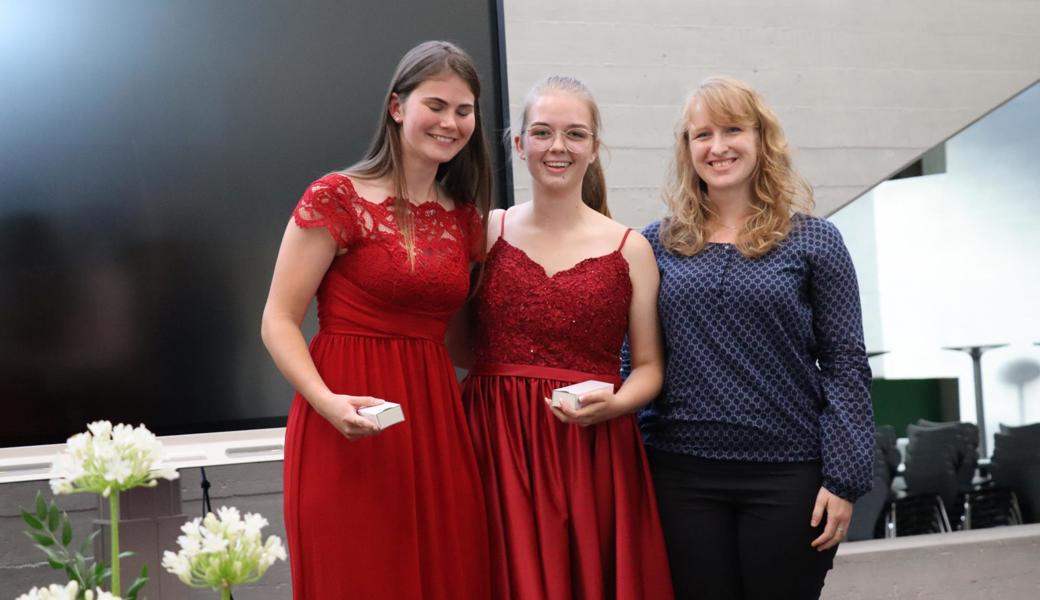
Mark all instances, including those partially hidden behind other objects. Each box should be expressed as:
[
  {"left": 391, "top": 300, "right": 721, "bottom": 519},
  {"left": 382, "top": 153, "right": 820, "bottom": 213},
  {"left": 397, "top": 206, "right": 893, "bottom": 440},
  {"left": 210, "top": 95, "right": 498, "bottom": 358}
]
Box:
[
  {"left": 221, "top": 586, "right": 232, "bottom": 600},
  {"left": 109, "top": 492, "right": 121, "bottom": 596}
]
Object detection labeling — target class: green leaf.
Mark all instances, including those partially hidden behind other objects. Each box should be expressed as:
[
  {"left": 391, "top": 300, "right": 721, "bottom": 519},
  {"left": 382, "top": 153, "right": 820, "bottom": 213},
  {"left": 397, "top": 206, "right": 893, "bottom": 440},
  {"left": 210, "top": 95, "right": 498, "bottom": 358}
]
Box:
[
  {"left": 35, "top": 491, "right": 48, "bottom": 521},
  {"left": 29, "top": 530, "right": 55, "bottom": 546},
  {"left": 61, "top": 517, "right": 73, "bottom": 546},
  {"left": 126, "top": 565, "right": 149, "bottom": 600},
  {"left": 65, "top": 562, "right": 82, "bottom": 586},
  {"left": 21, "top": 510, "right": 44, "bottom": 530},
  {"left": 47, "top": 504, "right": 60, "bottom": 532},
  {"left": 91, "top": 560, "right": 105, "bottom": 587},
  {"left": 46, "top": 557, "right": 64, "bottom": 570},
  {"left": 79, "top": 529, "right": 100, "bottom": 554},
  {"left": 75, "top": 555, "right": 90, "bottom": 585},
  {"left": 34, "top": 543, "right": 65, "bottom": 565}
]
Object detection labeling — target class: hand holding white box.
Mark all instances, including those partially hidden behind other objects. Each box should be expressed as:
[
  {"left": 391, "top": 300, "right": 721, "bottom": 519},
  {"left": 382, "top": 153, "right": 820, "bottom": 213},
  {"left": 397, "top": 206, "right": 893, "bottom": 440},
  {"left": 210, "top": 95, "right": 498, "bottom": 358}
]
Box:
[
  {"left": 551, "top": 380, "right": 613, "bottom": 412},
  {"left": 358, "top": 402, "right": 405, "bottom": 430}
]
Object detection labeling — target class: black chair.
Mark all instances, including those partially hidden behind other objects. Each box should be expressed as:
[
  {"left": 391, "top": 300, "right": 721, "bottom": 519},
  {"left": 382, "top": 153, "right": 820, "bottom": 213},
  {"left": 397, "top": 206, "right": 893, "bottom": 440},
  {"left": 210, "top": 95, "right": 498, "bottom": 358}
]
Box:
[
  {"left": 848, "top": 432, "right": 894, "bottom": 541},
  {"left": 958, "top": 484, "right": 1023, "bottom": 529},
  {"left": 914, "top": 419, "right": 980, "bottom": 491},
  {"left": 990, "top": 423, "right": 1040, "bottom": 523},
  {"left": 999, "top": 422, "right": 1040, "bottom": 436},
  {"left": 875, "top": 424, "right": 902, "bottom": 480},
  {"left": 876, "top": 425, "right": 960, "bottom": 537},
  {"left": 904, "top": 424, "right": 961, "bottom": 515},
  {"left": 884, "top": 494, "right": 953, "bottom": 537}
]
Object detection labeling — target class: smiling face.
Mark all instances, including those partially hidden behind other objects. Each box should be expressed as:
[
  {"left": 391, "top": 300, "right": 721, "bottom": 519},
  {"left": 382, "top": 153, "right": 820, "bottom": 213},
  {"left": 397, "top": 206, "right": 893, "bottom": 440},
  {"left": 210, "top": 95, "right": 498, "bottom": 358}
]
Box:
[
  {"left": 516, "top": 91, "right": 598, "bottom": 192},
  {"left": 686, "top": 101, "right": 759, "bottom": 198},
  {"left": 390, "top": 73, "right": 476, "bottom": 167}
]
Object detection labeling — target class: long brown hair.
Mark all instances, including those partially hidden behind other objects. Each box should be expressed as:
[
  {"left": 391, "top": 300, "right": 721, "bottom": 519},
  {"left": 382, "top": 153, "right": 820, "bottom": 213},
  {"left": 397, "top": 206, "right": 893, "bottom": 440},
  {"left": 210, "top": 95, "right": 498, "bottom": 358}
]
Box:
[
  {"left": 517, "top": 75, "right": 610, "bottom": 216},
  {"left": 660, "top": 76, "right": 813, "bottom": 257},
  {"left": 347, "top": 40, "right": 492, "bottom": 261}
]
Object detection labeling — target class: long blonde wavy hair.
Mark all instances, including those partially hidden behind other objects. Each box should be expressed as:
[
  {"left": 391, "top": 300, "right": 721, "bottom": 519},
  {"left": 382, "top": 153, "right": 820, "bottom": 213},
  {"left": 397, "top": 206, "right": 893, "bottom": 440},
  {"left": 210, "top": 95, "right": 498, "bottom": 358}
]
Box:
[{"left": 660, "top": 77, "right": 813, "bottom": 258}]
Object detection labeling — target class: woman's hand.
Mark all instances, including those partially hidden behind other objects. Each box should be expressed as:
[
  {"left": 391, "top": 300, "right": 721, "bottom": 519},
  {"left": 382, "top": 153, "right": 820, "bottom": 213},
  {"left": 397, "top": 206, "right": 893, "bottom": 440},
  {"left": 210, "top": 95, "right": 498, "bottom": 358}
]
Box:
[
  {"left": 544, "top": 388, "right": 632, "bottom": 427},
  {"left": 314, "top": 393, "right": 386, "bottom": 441},
  {"left": 810, "top": 486, "right": 853, "bottom": 551}
]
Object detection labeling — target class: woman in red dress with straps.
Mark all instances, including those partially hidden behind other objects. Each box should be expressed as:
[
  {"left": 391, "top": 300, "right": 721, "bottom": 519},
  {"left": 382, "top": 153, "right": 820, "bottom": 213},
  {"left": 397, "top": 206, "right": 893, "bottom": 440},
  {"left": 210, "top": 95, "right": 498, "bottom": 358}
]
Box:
[
  {"left": 461, "top": 76, "right": 674, "bottom": 599},
  {"left": 261, "top": 42, "right": 492, "bottom": 599}
]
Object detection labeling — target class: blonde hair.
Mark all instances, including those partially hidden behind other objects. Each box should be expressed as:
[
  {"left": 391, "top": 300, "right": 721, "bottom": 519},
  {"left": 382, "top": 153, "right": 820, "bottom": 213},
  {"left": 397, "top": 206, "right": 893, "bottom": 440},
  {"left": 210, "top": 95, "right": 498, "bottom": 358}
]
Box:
[
  {"left": 660, "top": 76, "right": 813, "bottom": 257},
  {"left": 518, "top": 76, "right": 610, "bottom": 217},
  {"left": 347, "top": 41, "right": 492, "bottom": 263}
]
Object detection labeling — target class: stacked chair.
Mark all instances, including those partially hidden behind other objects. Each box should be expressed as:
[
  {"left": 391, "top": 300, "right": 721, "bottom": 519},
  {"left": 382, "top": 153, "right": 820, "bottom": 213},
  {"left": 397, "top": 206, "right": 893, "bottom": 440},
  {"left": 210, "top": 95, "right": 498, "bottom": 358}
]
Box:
[
  {"left": 850, "top": 420, "right": 1036, "bottom": 539},
  {"left": 847, "top": 426, "right": 900, "bottom": 540},
  {"left": 990, "top": 422, "right": 1040, "bottom": 523},
  {"left": 892, "top": 419, "right": 1027, "bottom": 535},
  {"left": 884, "top": 422, "right": 966, "bottom": 536}
]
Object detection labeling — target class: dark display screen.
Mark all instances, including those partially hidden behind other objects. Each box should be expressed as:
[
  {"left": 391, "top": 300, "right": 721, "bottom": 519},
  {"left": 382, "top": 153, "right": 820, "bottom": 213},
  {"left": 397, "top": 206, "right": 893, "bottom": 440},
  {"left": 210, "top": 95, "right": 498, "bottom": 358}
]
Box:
[{"left": 0, "top": 0, "right": 507, "bottom": 446}]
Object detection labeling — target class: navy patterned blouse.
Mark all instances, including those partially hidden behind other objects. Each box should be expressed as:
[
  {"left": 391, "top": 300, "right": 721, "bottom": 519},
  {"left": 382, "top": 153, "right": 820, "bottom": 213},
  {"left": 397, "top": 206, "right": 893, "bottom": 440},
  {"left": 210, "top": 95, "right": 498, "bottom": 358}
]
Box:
[{"left": 627, "top": 215, "right": 874, "bottom": 501}]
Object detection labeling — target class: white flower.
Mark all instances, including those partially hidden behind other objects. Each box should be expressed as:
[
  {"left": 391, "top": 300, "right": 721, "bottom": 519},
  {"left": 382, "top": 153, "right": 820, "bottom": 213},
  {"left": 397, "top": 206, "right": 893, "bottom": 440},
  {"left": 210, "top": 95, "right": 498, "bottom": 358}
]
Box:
[
  {"left": 14, "top": 581, "right": 79, "bottom": 600},
  {"left": 48, "top": 421, "right": 179, "bottom": 497},
  {"left": 162, "top": 506, "right": 287, "bottom": 591},
  {"left": 14, "top": 581, "right": 122, "bottom": 600}
]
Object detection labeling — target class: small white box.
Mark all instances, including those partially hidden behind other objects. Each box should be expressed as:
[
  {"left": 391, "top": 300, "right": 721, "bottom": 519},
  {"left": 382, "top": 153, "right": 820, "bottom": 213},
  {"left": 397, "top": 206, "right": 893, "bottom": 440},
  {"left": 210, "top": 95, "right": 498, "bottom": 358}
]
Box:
[
  {"left": 550, "top": 380, "right": 613, "bottom": 411},
  {"left": 358, "top": 402, "right": 405, "bottom": 430}
]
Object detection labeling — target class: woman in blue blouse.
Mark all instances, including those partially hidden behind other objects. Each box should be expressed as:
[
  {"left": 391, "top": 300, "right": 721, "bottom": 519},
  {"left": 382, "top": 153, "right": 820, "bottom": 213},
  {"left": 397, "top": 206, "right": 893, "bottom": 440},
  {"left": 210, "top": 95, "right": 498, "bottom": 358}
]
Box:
[{"left": 635, "top": 77, "right": 874, "bottom": 599}]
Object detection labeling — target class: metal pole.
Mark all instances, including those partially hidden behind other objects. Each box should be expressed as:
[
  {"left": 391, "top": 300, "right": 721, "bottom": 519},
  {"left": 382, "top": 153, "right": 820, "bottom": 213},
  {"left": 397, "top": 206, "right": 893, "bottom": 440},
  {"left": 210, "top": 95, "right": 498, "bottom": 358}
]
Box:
[
  {"left": 944, "top": 344, "right": 1008, "bottom": 458},
  {"left": 970, "top": 347, "right": 987, "bottom": 457}
]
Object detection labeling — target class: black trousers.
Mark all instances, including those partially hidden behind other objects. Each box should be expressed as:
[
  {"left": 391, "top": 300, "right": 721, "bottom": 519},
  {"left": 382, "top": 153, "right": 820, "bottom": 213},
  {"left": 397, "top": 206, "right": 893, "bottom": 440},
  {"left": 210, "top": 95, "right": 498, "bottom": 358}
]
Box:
[{"left": 648, "top": 449, "right": 838, "bottom": 600}]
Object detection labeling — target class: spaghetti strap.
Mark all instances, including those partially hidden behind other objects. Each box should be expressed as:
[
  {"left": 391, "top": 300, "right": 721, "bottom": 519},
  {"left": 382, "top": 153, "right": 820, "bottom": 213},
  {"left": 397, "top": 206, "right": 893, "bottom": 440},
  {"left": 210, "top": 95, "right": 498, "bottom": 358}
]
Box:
[
  {"left": 499, "top": 209, "right": 507, "bottom": 238},
  {"left": 617, "top": 228, "right": 633, "bottom": 251}
]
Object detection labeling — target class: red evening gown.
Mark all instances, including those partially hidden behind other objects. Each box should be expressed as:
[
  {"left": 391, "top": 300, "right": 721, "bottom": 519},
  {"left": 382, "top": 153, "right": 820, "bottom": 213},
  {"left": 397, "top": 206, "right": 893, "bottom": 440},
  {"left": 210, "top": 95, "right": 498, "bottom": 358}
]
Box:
[
  {"left": 282, "top": 173, "right": 490, "bottom": 599},
  {"left": 462, "top": 212, "right": 674, "bottom": 600}
]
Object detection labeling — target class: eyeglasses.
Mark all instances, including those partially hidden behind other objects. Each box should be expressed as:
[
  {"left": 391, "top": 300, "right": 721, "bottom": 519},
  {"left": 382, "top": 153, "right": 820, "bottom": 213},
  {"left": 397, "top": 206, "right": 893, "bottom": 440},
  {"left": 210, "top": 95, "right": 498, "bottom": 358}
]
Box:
[{"left": 524, "top": 126, "right": 595, "bottom": 150}]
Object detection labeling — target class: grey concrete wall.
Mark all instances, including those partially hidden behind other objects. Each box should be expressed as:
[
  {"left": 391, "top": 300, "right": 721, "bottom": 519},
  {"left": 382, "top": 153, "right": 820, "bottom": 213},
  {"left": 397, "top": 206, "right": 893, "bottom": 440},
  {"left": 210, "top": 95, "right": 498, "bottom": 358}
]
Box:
[
  {"left": 1, "top": 464, "right": 288, "bottom": 599},
  {"left": 502, "top": 0, "right": 1040, "bottom": 224}
]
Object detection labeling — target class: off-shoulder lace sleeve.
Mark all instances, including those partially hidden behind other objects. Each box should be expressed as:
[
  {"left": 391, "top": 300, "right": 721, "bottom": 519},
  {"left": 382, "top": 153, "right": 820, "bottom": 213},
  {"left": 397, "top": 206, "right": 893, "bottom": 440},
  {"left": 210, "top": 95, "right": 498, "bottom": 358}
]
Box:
[{"left": 292, "top": 175, "right": 358, "bottom": 248}]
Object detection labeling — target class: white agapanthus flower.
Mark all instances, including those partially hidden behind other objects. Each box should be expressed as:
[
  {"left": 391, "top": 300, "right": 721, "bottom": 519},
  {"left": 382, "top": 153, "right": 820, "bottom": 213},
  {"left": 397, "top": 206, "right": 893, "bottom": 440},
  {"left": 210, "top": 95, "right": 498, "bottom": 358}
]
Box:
[
  {"left": 49, "top": 421, "right": 179, "bottom": 497},
  {"left": 162, "top": 506, "right": 287, "bottom": 591},
  {"left": 14, "top": 581, "right": 120, "bottom": 600}
]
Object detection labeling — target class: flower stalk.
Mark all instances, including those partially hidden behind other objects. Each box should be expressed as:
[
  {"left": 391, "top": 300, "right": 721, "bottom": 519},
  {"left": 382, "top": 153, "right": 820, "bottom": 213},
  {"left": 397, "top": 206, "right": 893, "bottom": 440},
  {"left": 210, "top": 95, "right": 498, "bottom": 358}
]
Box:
[{"left": 110, "top": 493, "right": 121, "bottom": 596}]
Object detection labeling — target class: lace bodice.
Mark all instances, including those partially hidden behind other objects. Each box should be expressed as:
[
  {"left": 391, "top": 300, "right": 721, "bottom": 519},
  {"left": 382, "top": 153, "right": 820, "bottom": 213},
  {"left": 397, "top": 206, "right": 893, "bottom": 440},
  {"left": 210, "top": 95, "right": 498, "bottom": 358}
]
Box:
[
  {"left": 473, "top": 225, "right": 633, "bottom": 375},
  {"left": 293, "top": 173, "right": 481, "bottom": 318}
]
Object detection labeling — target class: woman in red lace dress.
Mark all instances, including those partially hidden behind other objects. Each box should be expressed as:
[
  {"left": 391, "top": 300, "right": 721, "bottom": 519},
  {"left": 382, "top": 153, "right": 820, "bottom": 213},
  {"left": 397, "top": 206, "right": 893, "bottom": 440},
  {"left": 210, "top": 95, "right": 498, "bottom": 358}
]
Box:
[
  {"left": 261, "top": 41, "right": 492, "bottom": 599},
  {"left": 461, "top": 76, "right": 674, "bottom": 599}
]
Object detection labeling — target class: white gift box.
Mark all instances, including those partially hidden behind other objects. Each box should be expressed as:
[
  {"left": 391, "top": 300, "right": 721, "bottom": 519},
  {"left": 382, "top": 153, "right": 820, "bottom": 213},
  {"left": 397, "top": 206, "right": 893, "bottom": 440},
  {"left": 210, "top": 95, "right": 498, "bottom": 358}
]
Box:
[
  {"left": 358, "top": 402, "right": 405, "bottom": 429},
  {"left": 550, "top": 380, "right": 613, "bottom": 411}
]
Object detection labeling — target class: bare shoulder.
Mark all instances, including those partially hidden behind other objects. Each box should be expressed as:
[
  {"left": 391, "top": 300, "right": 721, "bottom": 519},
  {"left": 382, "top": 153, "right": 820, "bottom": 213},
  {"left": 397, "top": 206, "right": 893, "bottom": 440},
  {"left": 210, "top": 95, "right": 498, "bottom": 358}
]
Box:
[
  {"left": 583, "top": 207, "right": 629, "bottom": 239},
  {"left": 486, "top": 207, "right": 506, "bottom": 248},
  {"left": 619, "top": 229, "right": 655, "bottom": 266}
]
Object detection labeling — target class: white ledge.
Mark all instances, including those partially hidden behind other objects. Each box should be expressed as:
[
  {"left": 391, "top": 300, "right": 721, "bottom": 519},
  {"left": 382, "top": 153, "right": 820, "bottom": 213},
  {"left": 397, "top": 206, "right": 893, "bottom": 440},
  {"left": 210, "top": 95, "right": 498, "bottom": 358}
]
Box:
[{"left": 0, "top": 428, "right": 286, "bottom": 484}]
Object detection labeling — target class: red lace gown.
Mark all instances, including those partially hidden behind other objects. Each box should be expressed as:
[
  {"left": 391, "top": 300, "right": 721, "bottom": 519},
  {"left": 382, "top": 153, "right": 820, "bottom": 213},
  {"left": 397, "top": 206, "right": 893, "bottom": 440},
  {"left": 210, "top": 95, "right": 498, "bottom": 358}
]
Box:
[
  {"left": 282, "top": 173, "right": 490, "bottom": 599},
  {"left": 462, "top": 213, "right": 674, "bottom": 600}
]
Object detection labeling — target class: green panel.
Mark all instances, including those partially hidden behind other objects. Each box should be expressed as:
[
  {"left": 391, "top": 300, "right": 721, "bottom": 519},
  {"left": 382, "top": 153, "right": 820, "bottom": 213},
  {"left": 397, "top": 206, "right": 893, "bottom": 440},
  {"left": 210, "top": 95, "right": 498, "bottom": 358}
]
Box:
[{"left": 871, "top": 378, "right": 960, "bottom": 436}]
